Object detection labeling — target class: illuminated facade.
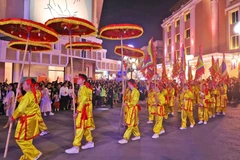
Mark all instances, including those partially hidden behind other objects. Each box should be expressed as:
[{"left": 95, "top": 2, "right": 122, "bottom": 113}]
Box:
[
  {"left": 0, "top": 0, "right": 121, "bottom": 82},
  {"left": 161, "top": 0, "right": 240, "bottom": 79}
]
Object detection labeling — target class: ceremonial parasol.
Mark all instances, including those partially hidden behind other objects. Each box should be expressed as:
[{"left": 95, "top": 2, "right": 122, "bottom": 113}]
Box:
[
  {"left": 114, "top": 45, "right": 144, "bottom": 58},
  {"left": 45, "top": 17, "right": 97, "bottom": 131},
  {"left": 65, "top": 41, "right": 102, "bottom": 73},
  {"left": 8, "top": 40, "right": 52, "bottom": 77},
  {"left": 99, "top": 23, "right": 143, "bottom": 131},
  {"left": 0, "top": 18, "right": 59, "bottom": 158}
]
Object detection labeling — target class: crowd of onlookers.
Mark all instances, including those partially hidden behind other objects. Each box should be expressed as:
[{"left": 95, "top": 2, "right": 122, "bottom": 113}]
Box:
[
  {"left": 0, "top": 78, "right": 149, "bottom": 117},
  {"left": 1, "top": 77, "right": 240, "bottom": 117}
]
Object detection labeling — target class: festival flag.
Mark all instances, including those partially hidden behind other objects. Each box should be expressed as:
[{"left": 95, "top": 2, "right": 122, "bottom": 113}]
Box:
[
  {"left": 188, "top": 62, "right": 193, "bottom": 82},
  {"left": 162, "top": 52, "right": 168, "bottom": 81},
  {"left": 140, "top": 37, "right": 157, "bottom": 80},
  {"left": 179, "top": 44, "right": 186, "bottom": 82},
  {"left": 221, "top": 53, "right": 228, "bottom": 80},
  {"left": 172, "top": 51, "right": 179, "bottom": 78},
  {"left": 141, "top": 37, "right": 156, "bottom": 70},
  {"left": 209, "top": 55, "right": 215, "bottom": 77},
  {"left": 195, "top": 46, "right": 205, "bottom": 80}
]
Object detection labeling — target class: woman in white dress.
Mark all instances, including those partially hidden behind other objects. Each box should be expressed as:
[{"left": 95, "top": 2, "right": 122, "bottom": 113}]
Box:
[
  {"left": 40, "top": 85, "right": 54, "bottom": 116},
  {"left": 3, "top": 83, "right": 15, "bottom": 128}
]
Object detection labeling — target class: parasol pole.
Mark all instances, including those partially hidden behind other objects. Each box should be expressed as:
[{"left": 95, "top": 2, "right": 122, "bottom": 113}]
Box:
[
  {"left": 82, "top": 51, "right": 85, "bottom": 73},
  {"left": 4, "top": 32, "right": 30, "bottom": 158},
  {"left": 119, "top": 33, "right": 125, "bottom": 131},
  {"left": 69, "top": 30, "right": 76, "bottom": 134},
  {"left": 28, "top": 48, "right": 32, "bottom": 78}
]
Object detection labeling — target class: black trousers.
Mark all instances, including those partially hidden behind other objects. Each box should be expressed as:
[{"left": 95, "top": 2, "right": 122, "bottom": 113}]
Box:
[{"left": 60, "top": 95, "right": 69, "bottom": 110}]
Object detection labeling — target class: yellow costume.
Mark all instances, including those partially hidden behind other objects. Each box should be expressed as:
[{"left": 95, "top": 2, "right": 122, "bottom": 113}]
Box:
[
  {"left": 153, "top": 91, "right": 166, "bottom": 134},
  {"left": 123, "top": 88, "right": 141, "bottom": 140},
  {"left": 147, "top": 89, "right": 156, "bottom": 122},
  {"left": 73, "top": 85, "right": 93, "bottom": 147},
  {"left": 217, "top": 86, "right": 227, "bottom": 114},
  {"left": 168, "top": 87, "right": 175, "bottom": 114},
  {"left": 162, "top": 88, "right": 169, "bottom": 119},
  {"left": 87, "top": 87, "right": 95, "bottom": 130},
  {"left": 13, "top": 91, "right": 41, "bottom": 160},
  {"left": 203, "top": 89, "right": 211, "bottom": 123},
  {"left": 36, "top": 90, "right": 48, "bottom": 132},
  {"left": 181, "top": 89, "right": 195, "bottom": 129},
  {"left": 209, "top": 89, "right": 217, "bottom": 118},
  {"left": 123, "top": 88, "right": 131, "bottom": 123},
  {"left": 178, "top": 90, "right": 184, "bottom": 112}
]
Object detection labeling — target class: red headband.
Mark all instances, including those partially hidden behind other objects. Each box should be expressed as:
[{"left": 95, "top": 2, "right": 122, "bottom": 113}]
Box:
[{"left": 26, "top": 78, "right": 38, "bottom": 103}]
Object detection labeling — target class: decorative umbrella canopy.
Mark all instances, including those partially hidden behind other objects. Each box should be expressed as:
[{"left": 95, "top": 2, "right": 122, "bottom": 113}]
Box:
[
  {"left": 8, "top": 40, "right": 52, "bottom": 52},
  {"left": 65, "top": 42, "right": 102, "bottom": 50},
  {"left": 45, "top": 17, "right": 97, "bottom": 36},
  {"left": 114, "top": 45, "right": 144, "bottom": 58},
  {"left": 99, "top": 24, "right": 143, "bottom": 40},
  {"left": 0, "top": 18, "right": 59, "bottom": 43}
]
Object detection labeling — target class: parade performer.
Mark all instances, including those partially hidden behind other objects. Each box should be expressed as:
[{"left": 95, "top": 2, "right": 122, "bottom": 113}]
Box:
[
  {"left": 162, "top": 84, "right": 169, "bottom": 119},
  {"left": 217, "top": 85, "right": 227, "bottom": 115},
  {"left": 118, "top": 79, "right": 141, "bottom": 144},
  {"left": 152, "top": 85, "right": 166, "bottom": 138},
  {"left": 147, "top": 83, "right": 155, "bottom": 124},
  {"left": 178, "top": 86, "right": 184, "bottom": 113},
  {"left": 11, "top": 78, "right": 42, "bottom": 160},
  {"left": 168, "top": 84, "right": 175, "bottom": 115},
  {"left": 198, "top": 83, "right": 211, "bottom": 124},
  {"left": 65, "top": 74, "right": 94, "bottom": 154},
  {"left": 86, "top": 81, "right": 95, "bottom": 130},
  {"left": 209, "top": 85, "right": 217, "bottom": 118},
  {"left": 123, "top": 86, "right": 131, "bottom": 126},
  {"left": 180, "top": 84, "right": 195, "bottom": 130}
]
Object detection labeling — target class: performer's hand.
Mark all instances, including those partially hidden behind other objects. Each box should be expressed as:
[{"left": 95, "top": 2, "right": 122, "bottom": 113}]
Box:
[{"left": 122, "top": 102, "right": 126, "bottom": 106}]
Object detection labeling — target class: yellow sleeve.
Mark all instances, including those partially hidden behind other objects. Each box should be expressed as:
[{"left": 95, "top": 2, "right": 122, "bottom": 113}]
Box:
[
  {"left": 184, "top": 90, "right": 193, "bottom": 99},
  {"left": 12, "top": 93, "right": 30, "bottom": 119},
  {"left": 158, "top": 93, "right": 166, "bottom": 105},
  {"left": 77, "top": 87, "right": 88, "bottom": 111},
  {"left": 126, "top": 89, "right": 139, "bottom": 108},
  {"left": 171, "top": 89, "right": 175, "bottom": 97}
]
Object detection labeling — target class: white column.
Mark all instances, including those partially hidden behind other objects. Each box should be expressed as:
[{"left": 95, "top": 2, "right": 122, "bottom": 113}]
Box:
[
  {"left": 13, "top": 63, "right": 21, "bottom": 83},
  {"left": 179, "top": 14, "right": 185, "bottom": 47},
  {"left": 190, "top": 7, "right": 196, "bottom": 55},
  {"left": 23, "top": 0, "right": 30, "bottom": 19},
  {"left": 164, "top": 27, "right": 168, "bottom": 60},
  {"left": 171, "top": 20, "right": 175, "bottom": 62},
  {"left": 211, "top": 0, "right": 219, "bottom": 52}
]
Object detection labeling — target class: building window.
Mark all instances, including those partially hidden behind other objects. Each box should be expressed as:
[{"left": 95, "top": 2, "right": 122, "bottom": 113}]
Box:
[
  {"left": 185, "top": 29, "right": 190, "bottom": 39},
  {"left": 185, "top": 12, "right": 190, "bottom": 21},
  {"left": 231, "top": 35, "right": 239, "bottom": 49},
  {"left": 168, "top": 38, "right": 171, "bottom": 46},
  {"left": 168, "top": 53, "right": 171, "bottom": 61},
  {"left": 176, "top": 50, "right": 180, "bottom": 59},
  {"left": 175, "top": 34, "right": 180, "bottom": 43},
  {"left": 175, "top": 19, "right": 180, "bottom": 27},
  {"left": 231, "top": 10, "right": 238, "bottom": 24},
  {"left": 167, "top": 24, "right": 171, "bottom": 32},
  {"left": 185, "top": 46, "right": 190, "bottom": 55}
]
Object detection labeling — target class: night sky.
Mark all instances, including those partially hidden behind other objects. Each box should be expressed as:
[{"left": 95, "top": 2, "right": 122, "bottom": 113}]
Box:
[{"left": 99, "top": 0, "right": 179, "bottom": 60}]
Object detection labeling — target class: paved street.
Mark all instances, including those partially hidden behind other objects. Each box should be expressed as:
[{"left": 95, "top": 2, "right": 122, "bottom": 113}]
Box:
[{"left": 0, "top": 102, "right": 240, "bottom": 160}]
